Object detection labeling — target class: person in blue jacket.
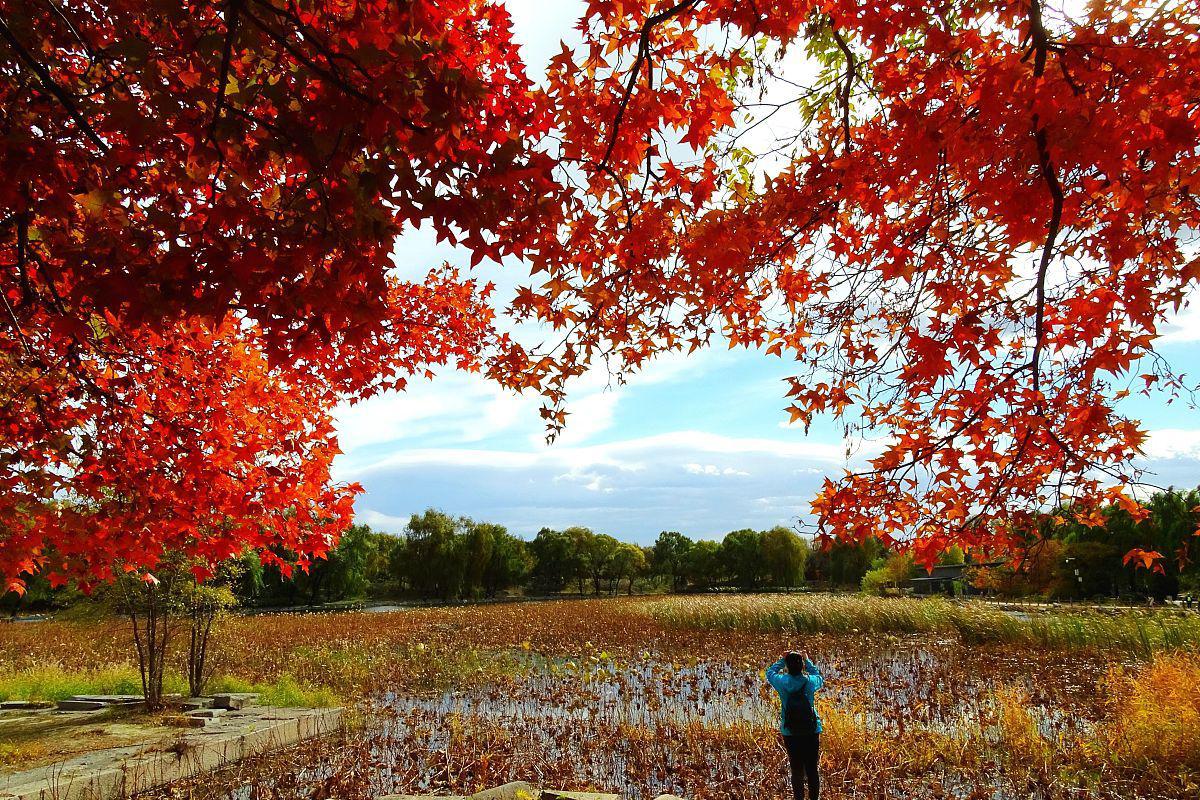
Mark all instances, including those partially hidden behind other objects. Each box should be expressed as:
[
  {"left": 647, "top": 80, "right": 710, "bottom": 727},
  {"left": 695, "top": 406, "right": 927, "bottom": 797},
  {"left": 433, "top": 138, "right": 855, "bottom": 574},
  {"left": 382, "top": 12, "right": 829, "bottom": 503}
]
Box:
[{"left": 766, "top": 651, "right": 824, "bottom": 800}]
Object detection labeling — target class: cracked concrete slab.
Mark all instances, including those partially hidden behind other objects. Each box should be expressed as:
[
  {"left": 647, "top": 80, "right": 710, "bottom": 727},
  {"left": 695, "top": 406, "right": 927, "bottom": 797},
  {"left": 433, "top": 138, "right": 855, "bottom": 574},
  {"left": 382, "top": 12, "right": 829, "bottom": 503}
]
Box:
[{"left": 0, "top": 706, "right": 342, "bottom": 800}]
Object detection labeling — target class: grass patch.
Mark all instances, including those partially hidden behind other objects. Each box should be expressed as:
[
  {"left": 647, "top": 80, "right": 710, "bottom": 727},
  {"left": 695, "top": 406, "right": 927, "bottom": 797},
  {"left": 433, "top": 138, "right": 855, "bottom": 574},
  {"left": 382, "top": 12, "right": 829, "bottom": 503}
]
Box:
[
  {"left": 639, "top": 594, "right": 1200, "bottom": 654},
  {"left": 0, "top": 664, "right": 186, "bottom": 702},
  {"left": 208, "top": 673, "right": 339, "bottom": 708},
  {"left": 0, "top": 665, "right": 337, "bottom": 708},
  {"left": 1091, "top": 651, "right": 1200, "bottom": 770}
]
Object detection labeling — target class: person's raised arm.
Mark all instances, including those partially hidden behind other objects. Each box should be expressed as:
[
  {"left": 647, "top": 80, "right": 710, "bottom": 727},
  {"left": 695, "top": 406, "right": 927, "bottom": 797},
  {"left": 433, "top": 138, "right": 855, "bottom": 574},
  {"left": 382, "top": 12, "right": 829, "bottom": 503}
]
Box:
[
  {"left": 803, "top": 657, "right": 824, "bottom": 692},
  {"left": 765, "top": 656, "right": 788, "bottom": 691}
]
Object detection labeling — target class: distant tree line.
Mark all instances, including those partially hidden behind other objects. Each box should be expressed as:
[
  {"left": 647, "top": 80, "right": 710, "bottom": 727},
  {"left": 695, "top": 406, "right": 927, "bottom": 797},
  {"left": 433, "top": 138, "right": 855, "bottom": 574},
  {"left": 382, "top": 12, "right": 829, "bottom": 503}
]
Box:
[
  {"left": 216, "top": 513, "right": 829, "bottom": 607},
  {"left": 5, "top": 488, "right": 1200, "bottom": 615}
]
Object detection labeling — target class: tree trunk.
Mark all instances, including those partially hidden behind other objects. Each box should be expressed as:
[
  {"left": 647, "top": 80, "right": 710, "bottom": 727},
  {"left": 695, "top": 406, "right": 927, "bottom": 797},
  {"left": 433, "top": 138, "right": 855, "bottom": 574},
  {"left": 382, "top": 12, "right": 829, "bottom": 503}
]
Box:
[
  {"left": 125, "top": 580, "right": 172, "bottom": 710},
  {"left": 187, "top": 608, "right": 215, "bottom": 697}
]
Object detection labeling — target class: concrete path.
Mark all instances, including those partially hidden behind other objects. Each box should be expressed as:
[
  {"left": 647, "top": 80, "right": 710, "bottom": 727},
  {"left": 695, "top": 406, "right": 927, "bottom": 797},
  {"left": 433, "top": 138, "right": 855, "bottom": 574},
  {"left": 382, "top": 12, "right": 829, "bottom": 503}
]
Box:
[{"left": 0, "top": 706, "right": 342, "bottom": 800}]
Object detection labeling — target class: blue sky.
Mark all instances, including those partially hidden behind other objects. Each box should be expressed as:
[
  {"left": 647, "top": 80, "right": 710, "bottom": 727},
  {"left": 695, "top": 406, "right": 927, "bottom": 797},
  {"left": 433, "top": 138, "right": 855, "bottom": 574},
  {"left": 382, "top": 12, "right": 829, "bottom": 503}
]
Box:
[{"left": 331, "top": 1, "right": 1200, "bottom": 545}]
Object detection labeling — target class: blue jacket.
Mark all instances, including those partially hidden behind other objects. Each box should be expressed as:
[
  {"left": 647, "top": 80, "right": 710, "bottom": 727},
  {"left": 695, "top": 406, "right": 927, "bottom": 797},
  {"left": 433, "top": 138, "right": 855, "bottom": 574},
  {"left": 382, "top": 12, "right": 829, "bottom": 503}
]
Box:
[{"left": 766, "top": 656, "right": 824, "bottom": 735}]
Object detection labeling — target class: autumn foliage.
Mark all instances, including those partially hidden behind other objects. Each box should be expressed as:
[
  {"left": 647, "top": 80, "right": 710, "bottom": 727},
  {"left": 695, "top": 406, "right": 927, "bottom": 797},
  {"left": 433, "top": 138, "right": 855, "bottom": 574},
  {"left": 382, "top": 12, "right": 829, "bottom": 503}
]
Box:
[
  {"left": 0, "top": 0, "right": 551, "bottom": 591},
  {"left": 5, "top": 0, "right": 1200, "bottom": 589},
  {"left": 498, "top": 0, "right": 1200, "bottom": 567}
]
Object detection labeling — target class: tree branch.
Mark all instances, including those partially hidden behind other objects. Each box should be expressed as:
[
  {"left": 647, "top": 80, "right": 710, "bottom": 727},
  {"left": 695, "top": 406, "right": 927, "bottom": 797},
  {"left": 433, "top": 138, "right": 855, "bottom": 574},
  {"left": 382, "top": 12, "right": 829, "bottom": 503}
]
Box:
[
  {"left": 597, "top": 0, "right": 699, "bottom": 173},
  {"left": 207, "top": 0, "right": 243, "bottom": 202},
  {"left": 1026, "top": 0, "right": 1063, "bottom": 399},
  {"left": 829, "top": 21, "right": 856, "bottom": 152},
  {"left": 0, "top": 15, "right": 109, "bottom": 152}
]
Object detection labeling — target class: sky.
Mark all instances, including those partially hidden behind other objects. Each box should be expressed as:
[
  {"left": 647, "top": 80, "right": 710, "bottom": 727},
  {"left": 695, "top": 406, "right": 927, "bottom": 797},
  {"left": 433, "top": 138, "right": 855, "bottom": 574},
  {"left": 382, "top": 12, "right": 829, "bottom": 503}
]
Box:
[{"left": 331, "top": 1, "right": 1200, "bottom": 545}]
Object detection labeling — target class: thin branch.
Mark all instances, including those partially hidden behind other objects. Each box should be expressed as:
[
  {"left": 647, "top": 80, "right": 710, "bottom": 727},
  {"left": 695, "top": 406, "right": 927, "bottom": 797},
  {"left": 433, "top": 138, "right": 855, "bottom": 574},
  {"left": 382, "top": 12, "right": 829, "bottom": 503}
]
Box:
[
  {"left": 0, "top": 15, "right": 109, "bottom": 152},
  {"left": 597, "top": 0, "right": 700, "bottom": 173},
  {"left": 829, "top": 21, "right": 856, "bottom": 152},
  {"left": 207, "top": 0, "right": 243, "bottom": 201},
  {"left": 1026, "top": 0, "right": 1064, "bottom": 398}
]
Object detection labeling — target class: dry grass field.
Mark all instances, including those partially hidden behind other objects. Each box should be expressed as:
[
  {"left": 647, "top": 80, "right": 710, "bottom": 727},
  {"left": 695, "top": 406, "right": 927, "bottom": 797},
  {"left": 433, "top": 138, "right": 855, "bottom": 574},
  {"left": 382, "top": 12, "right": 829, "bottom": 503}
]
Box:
[{"left": 1, "top": 595, "right": 1197, "bottom": 799}]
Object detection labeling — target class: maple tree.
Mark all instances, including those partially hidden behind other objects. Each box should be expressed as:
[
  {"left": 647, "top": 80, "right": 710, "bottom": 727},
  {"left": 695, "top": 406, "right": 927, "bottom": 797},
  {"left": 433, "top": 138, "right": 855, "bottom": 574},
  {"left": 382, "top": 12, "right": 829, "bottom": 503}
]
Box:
[
  {"left": 494, "top": 0, "right": 1200, "bottom": 568},
  {"left": 0, "top": 0, "right": 551, "bottom": 591},
  {"left": 0, "top": 317, "right": 354, "bottom": 592},
  {"left": 6, "top": 0, "right": 1200, "bottom": 593}
]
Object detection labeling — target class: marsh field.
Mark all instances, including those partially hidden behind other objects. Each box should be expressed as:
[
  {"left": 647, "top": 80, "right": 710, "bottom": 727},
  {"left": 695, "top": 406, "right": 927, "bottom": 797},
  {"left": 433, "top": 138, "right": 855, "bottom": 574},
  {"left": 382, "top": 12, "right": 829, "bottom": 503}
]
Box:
[{"left": 2, "top": 595, "right": 1199, "bottom": 800}]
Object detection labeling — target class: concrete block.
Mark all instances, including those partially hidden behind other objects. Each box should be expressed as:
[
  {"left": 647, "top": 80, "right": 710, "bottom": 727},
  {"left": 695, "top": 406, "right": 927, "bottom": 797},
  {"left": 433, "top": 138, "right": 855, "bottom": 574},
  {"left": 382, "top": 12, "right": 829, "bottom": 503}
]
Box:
[
  {"left": 71, "top": 695, "right": 143, "bottom": 705},
  {"left": 652, "top": 795, "right": 688, "bottom": 800},
  {"left": 542, "top": 792, "right": 622, "bottom": 800},
  {"left": 56, "top": 699, "right": 106, "bottom": 711},
  {"left": 188, "top": 708, "right": 226, "bottom": 719},
  {"left": 0, "top": 700, "right": 50, "bottom": 710},
  {"left": 165, "top": 714, "right": 210, "bottom": 728},
  {"left": 211, "top": 692, "right": 259, "bottom": 710},
  {"left": 174, "top": 696, "right": 215, "bottom": 710},
  {"left": 470, "top": 782, "right": 540, "bottom": 800}
]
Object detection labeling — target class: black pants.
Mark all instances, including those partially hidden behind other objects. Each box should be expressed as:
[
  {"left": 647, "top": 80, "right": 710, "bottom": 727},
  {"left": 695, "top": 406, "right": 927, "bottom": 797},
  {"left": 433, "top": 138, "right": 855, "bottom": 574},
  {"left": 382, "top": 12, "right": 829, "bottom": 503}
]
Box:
[{"left": 782, "top": 733, "right": 820, "bottom": 800}]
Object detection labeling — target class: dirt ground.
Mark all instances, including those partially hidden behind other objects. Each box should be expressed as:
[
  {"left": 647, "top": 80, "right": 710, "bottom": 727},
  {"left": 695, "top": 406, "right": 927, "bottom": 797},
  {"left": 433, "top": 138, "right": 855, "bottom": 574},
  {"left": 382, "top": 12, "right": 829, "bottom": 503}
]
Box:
[{"left": 0, "top": 706, "right": 175, "bottom": 773}]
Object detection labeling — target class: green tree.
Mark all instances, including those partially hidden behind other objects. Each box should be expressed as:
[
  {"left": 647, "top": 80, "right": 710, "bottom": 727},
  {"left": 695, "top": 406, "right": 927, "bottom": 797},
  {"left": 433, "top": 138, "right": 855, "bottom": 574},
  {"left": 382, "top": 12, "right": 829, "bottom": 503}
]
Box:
[
  {"left": 807, "top": 538, "right": 884, "bottom": 588},
  {"left": 861, "top": 551, "right": 917, "bottom": 594},
  {"left": 402, "top": 509, "right": 466, "bottom": 599},
  {"left": 528, "top": 528, "right": 575, "bottom": 593},
  {"left": 761, "top": 526, "right": 809, "bottom": 589},
  {"left": 683, "top": 540, "right": 724, "bottom": 590},
  {"left": 182, "top": 559, "right": 243, "bottom": 697},
  {"left": 937, "top": 545, "right": 966, "bottom": 566},
  {"left": 461, "top": 520, "right": 499, "bottom": 598},
  {"left": 584, "top": 533, "right": 620, "bottom": 595},
  {"left": 482, "top": 528, "right": 532, "bottom": 597},
  {"left": 608, "top": 543, "right": 647, "bottom": 595},
  {"left": 720, "top": 528, "right": 766, "bottom": 591},
  {"left": 301, "top": 523, "right": 375, "bottom": 604},
  {"left": 361, "top": 530, "right": 402, "bottom": 597},
  {"left": 651, "top": 531, "right": 694, "bottom": 593},
  {"left": 1055, "top": 540, "right": 1122, "bottom": 600}
]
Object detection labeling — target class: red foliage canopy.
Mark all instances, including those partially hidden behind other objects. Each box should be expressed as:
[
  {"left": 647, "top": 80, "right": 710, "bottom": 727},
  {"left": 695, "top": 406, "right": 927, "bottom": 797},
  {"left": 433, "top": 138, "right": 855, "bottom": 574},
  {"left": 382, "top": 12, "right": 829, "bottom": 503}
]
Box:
[
  {"left": 6, "top": 0, "right": 1200, "bottom": 588},
  {"left": 0, "top": 0, "right": 552, "bottom": 590},
  {"left": 498, "top": 0, "right": 1200, "bottom": 566}
]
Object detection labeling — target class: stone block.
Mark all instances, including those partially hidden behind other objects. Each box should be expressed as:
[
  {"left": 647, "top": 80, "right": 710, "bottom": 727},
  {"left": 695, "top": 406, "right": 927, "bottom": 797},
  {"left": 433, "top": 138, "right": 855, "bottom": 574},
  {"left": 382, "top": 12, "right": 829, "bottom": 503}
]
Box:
[
  {"left": 0, "top": 700, "right": 50, "bottom": 710},
  {"left": 212, "top": 692, "right": 259, "bottom": 710},
  {"left": 470, "top": 782, "right": 540, "bottom": 800},
  {"left": 542, "top": 792, "right": 622, "bottom": 800},
  {"left": 651, "top": 795, "right": 687, "bottom": 800},
  {"left": 188, "top": 708, "right": 226, "bottom": 719},
  {"left": 165, "top": 714, "right": 209, "bottom": 728},
  {"left": 71, "top": 695, "right": 143, "bottom": 705},
  {"left": 174, "top": 696, "right": 215, "bottom": 710},
  {"left": 56, "top": 699, "right": 106, "bottom": 711}
]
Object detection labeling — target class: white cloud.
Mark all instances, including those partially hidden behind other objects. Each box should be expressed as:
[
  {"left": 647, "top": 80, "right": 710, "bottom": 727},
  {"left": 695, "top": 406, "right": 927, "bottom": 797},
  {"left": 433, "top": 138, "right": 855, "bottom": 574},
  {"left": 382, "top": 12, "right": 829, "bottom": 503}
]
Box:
[
  {"left": 1158, "top": 302, "right": 1200, "bottom": 345},
  {"left": 334, "top": 373, "right": 542, "bottom": 455},
  {"left": 342, "top": 430, "right": 846, "bottom": 480},
  {"left": 1142, "top": 428, "right": 1200, "bottom": 460},
  {"left": 684, "top": 463, "right": 750, "bottom": 477},
  {"left": 355, "top": 509, "right": 411, "bottom": 534},
  {"left": 542, "top": 388, "right": 623, "bottom": 447}
]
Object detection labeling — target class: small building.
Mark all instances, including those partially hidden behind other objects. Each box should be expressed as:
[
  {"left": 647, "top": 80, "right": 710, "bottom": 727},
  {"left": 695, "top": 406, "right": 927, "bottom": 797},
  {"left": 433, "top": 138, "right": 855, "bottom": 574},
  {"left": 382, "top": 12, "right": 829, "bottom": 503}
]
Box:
[{"left": 907, "top": 561, "right": 1002, "bottom": 596}]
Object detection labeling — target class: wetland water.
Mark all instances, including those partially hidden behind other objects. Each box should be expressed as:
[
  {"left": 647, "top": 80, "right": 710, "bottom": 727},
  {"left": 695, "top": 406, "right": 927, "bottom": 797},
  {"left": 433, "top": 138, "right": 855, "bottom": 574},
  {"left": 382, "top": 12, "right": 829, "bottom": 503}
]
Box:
[
  {"left": 6, "top": 597, "right": 1190, "bottom": 800},
  {"left": 365, "top": 636, "right": 1115, "bottom": 799}
]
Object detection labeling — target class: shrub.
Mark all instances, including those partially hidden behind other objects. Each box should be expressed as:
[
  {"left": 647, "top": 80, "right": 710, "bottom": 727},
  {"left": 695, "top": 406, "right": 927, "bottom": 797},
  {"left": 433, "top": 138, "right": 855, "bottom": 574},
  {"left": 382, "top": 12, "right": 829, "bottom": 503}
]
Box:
[{"left": 1092, "top": 651, "right": 1200, "bottom": 770}]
